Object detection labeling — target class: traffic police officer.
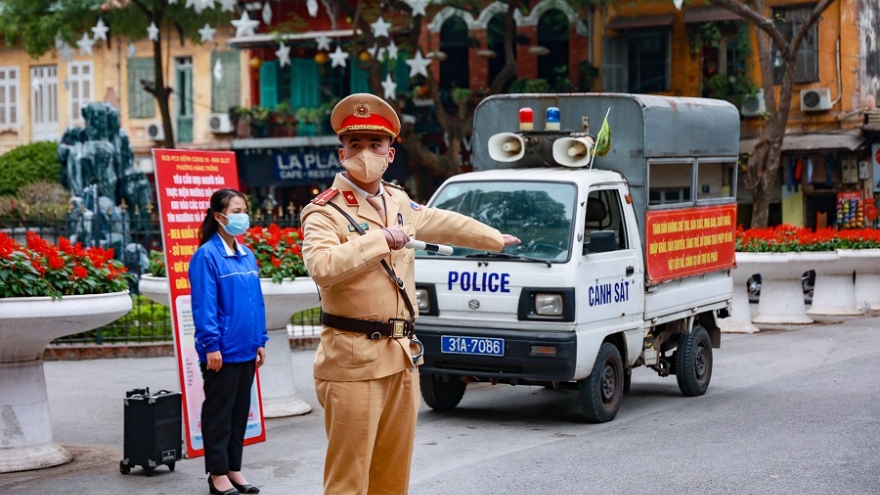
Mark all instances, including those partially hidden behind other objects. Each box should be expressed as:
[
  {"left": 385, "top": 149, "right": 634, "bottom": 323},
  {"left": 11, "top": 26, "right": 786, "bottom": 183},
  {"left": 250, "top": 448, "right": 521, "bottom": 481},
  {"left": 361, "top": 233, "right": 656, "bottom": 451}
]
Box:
[{"left": 301, "top": 93, "right": 519, "bottom": 494}]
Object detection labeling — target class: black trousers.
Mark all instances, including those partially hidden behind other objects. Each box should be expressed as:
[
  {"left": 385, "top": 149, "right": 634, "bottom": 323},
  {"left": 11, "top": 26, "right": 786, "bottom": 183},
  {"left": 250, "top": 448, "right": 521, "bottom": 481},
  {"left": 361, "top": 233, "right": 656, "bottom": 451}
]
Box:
[{"left": 200, "top": 360, "right": 256, "bottom": 475}]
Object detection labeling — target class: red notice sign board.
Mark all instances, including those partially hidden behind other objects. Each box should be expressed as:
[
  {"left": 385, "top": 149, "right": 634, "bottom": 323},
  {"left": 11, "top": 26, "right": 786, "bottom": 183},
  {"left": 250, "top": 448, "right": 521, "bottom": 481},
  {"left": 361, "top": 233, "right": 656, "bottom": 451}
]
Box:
[
  {"left": 645, "top": 204, "right": 737, "bottom": 284},
  {"left": 152, "top": 149, "right": 266, "bottom": 458}
]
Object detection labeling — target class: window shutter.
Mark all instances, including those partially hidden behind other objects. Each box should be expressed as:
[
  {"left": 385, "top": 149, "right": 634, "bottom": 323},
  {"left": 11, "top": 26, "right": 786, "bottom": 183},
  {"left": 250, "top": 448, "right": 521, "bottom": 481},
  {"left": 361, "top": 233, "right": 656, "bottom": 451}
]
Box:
[
  {"left": 290, "top": 58, "right": 320, "bottom": 109},
  {"left": 260, "top": 60, "right": 278, "bottom": 109},
  {"left": 394, "top": 54, "right": 409, "bottom": 94},
  {"left": 602, "top": 37, "right": 626, "bottom": 92},
  {"left": 794, "top": 23, "right": 819, "bottom": 83},
  {"left": 349, "top": 62, "right": 370, "bottom": 94},
  {"left": 212, "top": 51, "right": 241, "bottom": 113},
  {"left": 127, "top": 57, "right": 156, "bottom": 119}
]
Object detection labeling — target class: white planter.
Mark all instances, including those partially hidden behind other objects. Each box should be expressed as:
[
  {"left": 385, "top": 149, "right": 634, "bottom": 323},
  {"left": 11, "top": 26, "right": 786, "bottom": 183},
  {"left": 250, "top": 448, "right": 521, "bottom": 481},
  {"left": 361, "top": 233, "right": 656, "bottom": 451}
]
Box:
[
  {"left": 0, "top": 291, "right": 132, "bottom": 473},
  {"left": 846, "top": 249, "right": 880, "bottom": 311},
  {"left": 807, "top": 250, "right": 861, "bottom": 316},
  {"left": 137, "top": 275, "right": 320, "bottom": 418},
  {"left": 718, "top": 257, "right": 759, "bottom": 333},
  {"left": 740, "top": 252, "right": 815, "bottom": 325},
  {"left": 138, "top": 274, "right": 170, "bottom": 306},
  {"left": 259, "top": 278, "right": 320, "bottom": 418}
]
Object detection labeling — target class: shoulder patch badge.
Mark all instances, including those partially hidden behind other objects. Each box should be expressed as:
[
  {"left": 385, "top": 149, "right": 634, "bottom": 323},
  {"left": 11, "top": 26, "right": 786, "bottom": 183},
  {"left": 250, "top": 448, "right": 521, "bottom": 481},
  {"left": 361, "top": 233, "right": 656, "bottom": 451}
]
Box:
[
  {"left": 342, "top": 190, "right": 359, "bottom": 206},
  {"left": 311, "top": 187, "right": 338, "bottom": 206},
  {"left": 410, "top": 201, "right": 422, "bottom": 211}
]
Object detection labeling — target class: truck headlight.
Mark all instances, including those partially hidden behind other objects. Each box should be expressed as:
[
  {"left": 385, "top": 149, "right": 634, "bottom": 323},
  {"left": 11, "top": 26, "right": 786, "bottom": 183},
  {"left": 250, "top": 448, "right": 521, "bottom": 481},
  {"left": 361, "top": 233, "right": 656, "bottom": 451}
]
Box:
[
  {"left": 535, "top": 293, "right": 563, "bottom": 316},
  {"left": 415, "top": 288, "right": 430, "bottom": 311}
]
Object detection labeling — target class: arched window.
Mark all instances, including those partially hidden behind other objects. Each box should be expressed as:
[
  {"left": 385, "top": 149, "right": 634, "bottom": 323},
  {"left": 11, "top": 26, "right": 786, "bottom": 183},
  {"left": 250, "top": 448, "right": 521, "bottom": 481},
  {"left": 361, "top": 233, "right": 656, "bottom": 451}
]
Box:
[
  {"left": 537, "top": 9, "right": 570, "bottom": 91},
  {"left": 440, "top": 16, "right": 470, "bottom": 91},
  {"left": 487, "top": 14, "right": 516, "bottom": 91}
]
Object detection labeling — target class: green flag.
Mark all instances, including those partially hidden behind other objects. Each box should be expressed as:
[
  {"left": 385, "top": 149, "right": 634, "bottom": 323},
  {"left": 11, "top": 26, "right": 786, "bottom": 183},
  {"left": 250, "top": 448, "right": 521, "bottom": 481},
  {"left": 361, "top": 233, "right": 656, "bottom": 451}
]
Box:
[{"left": 593, "top": 108, "right": 611, "bottom": 157}]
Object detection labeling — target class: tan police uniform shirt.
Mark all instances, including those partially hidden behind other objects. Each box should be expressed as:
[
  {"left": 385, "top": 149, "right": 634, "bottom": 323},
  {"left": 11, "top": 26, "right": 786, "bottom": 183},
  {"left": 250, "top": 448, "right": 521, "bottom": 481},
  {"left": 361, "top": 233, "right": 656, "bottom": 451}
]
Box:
[{"left": 301, "top": 175, "right": 504, "bottom": 382}]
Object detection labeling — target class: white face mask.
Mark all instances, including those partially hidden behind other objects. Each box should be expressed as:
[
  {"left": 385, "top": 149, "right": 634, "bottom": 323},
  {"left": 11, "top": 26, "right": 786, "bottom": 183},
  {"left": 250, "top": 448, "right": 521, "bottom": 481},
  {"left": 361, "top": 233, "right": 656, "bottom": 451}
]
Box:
[{"left": 342, "top": 150, "right": 388, "bottom": 183}]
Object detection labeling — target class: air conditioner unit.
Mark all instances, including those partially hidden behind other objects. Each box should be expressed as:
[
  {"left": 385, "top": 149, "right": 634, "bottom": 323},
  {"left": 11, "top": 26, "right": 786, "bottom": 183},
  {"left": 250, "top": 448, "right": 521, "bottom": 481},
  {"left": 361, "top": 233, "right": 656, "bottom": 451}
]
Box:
[
  {"left": 209, "top": 113, "right": 234, "bottom": 134},
  {"left": 145, "top": 121, "right": 164, "bottom": 141},
  {"left": 741, "top": 89, "right": 766, "bottom": 117},
  {"left": 800, "top": 87, "right": 832, "bottom": 112}
]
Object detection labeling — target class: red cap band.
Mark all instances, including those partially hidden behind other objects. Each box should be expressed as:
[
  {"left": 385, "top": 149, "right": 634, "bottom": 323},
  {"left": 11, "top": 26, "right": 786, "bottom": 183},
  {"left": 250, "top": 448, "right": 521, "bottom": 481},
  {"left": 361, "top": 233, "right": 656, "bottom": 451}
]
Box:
[{"left": 338, "top": 113, "right": 396, "bottom": 136}]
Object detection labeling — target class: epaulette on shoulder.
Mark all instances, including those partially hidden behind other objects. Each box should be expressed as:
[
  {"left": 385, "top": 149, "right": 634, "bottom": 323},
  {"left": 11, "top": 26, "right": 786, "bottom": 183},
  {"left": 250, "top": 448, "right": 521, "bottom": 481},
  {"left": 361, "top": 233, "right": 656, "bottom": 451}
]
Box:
[
  {"left": 382, "top": 180, "right": 406, "bottom": 191},
  {"left": 311, "top": 187, "right": 339, "bottom": 206}
]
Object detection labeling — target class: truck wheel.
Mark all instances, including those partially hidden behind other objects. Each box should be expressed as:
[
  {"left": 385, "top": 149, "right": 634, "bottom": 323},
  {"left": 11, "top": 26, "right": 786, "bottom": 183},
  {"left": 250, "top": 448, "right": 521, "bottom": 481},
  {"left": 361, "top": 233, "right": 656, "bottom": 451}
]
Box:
[
  {"left": 420, "top": 372, "right": 466, "bottom": 411},
  {"left": 675, "top": 326, "right": 712, "bottom": 397},
  {"left": 577, "top": 343, "right": 624, "bottom": 423}
]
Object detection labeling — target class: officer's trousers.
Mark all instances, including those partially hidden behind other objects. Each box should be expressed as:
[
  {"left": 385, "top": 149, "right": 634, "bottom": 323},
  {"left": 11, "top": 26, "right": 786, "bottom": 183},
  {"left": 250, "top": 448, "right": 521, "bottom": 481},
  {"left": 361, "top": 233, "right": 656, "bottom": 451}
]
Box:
[
  {"left": 316, "top": 368, "right": 420, "bottom": 495},
  {"left": 200, "top": 360, "right": 256, "bottom": 475}
]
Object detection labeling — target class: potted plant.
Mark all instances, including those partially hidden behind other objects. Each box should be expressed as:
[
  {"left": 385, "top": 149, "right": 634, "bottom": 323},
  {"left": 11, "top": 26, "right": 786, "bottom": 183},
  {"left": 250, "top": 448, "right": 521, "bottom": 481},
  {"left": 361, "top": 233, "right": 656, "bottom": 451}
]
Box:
[
  {"left": 0, "top": 231, "right": 132, "bottom": 473},
  {"left": 140, "top": 224, "right": 319, "bottom": 417},
  {"left": 271, "top": 101, "right": 298, "bottom": 137}
]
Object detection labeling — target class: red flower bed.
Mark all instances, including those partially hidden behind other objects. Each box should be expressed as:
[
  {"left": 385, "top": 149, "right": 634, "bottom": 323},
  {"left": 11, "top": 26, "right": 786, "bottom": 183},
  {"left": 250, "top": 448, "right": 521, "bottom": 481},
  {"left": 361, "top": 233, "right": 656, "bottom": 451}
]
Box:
[
  {"left": 0, "top": 231, "right": 129, "bottom": 299},
  {"left": 244, "top": 224, "right": 307, "bottom": 283},
  {"left": 736, "top": 224, "right": 880, "bottom": 252}
]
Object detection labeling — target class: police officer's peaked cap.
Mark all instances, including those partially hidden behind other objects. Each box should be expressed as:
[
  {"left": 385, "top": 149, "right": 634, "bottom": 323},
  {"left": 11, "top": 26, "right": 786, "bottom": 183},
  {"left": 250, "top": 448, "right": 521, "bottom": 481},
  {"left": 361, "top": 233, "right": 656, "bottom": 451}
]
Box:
[{"left": 331, "top": 93, "right": 401, "bottom": 138}]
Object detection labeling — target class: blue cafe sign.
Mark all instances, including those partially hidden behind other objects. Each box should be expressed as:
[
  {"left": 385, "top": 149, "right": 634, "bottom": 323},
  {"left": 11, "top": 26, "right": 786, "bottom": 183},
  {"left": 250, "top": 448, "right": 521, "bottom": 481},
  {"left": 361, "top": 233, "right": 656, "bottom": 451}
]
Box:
[
  {"left": 274, "top": 146, "right": 342, "bottom": 181},
  {"left": 236, "top": 146, "right": 344, "bottom": 186}
]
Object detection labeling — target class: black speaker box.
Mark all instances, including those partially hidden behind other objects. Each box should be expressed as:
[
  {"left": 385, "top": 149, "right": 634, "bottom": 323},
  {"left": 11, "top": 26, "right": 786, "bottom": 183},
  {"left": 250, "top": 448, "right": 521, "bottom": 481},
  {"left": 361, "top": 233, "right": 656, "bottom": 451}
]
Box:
[{"left": 119, "top": 388, "right": 182, "bottom": 476}]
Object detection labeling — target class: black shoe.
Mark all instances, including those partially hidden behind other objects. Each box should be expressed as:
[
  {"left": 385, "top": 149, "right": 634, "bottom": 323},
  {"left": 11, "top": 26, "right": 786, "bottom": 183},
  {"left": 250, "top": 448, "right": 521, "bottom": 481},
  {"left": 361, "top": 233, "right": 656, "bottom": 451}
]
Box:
[
  {"left": 231, "top": 481, "right": 260, "bottom": 494},
  {"left": 208, "top": 477, "right": 238, "bottom": 495}
]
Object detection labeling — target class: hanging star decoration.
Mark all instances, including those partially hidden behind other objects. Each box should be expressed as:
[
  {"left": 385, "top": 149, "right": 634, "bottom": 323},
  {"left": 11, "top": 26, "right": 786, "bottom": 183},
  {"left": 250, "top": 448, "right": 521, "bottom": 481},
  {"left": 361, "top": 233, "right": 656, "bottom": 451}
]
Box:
[
  {"left": 92, "top": 18, "right": 109, "bottom": 42},
  {"left": 213, "top": 58, "right": 224, "bottom": 82},
  {"left": 76, "top": 33, "right": 95, "bottom": 55},
  {"left": 370, "top": 16, "right": 391, "bottom": 38},
  {"left": 185, "top": 0, "right": 198, "bottom": 10},
  {"left": 198, "top": 23, "right": 216, "bottom": 43},
  {"left": 673, "top": 0, "right": 684, "bottom": 9},
  {"left": 386, "top": 40, "right": 399, "bottom": 60},
  {"left": 405, "top": 50, "right": 431, "bottom": 78},
  {"left": 408, "top": 0, "right": 428, "bottom": 17},
  {"left": 276, "top": 42, "right": 291, "bottom": 68},
  {"left": 147, "top": 22, "right": 160, "bottom": 41},
  {"left": 59, "top": 43, "right": 75, "bottom": 62},
  {"left": 127, "top": 42, "right": 136, "bottom": 58},
  {"left": 381, "top": 73, "right": 397, "bottom": 100},
  {"left": 315, "top": 34, "right": 332, "bottom": 51},
  {"left": 218, "top": 0, "right": 236, "bottom": 12},
  {"left": 168, "top": 0, "right": 178, "bottom": 4},
  {"left": 262, "top": 2, "right": 273, "bottom": 25},
  {"left": 200, "top": 0, "right": 215, "bottom": 11},
  {"left": 367, "top": 44, "right": 386, "bottom": 61},
  {"left": 307, "top": 0, "right": 319, "bottom": 17},
  {"left": 329, "top": 45, "right": 350, "bottom": 68},
  {"left": 232, "top": 11, "right": 260, "bottom": 38}
]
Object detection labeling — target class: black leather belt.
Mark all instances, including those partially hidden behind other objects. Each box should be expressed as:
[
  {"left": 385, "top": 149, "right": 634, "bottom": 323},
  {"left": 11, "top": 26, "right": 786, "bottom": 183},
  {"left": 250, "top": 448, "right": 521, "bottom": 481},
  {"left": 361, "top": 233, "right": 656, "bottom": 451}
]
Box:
[{"left": 321, "top": 313, "right": 414, "bottom": 340}]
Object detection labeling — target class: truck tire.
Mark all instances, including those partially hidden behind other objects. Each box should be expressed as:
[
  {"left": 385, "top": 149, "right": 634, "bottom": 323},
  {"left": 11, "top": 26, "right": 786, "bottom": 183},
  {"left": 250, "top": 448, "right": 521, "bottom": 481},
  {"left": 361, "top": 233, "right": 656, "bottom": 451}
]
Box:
[
  {"left": 577, "top": 343, "right": 624, "bottom": 423},
  {"left": 675, "top": 325, "right": 712, "bottom": 396},
  {"left": 420, "top": 372, "right": 466, "bottom": 411}
]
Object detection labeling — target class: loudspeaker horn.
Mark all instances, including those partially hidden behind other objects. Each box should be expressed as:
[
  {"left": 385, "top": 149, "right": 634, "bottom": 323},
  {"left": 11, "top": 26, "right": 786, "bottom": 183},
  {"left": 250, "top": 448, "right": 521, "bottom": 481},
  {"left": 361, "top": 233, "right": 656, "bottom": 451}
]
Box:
[
  {"left": 487, "top": 132, "right": 526, "bottom": 162},
  {"left": 552, "top": 136, "right": 595, "bottom": 168}
]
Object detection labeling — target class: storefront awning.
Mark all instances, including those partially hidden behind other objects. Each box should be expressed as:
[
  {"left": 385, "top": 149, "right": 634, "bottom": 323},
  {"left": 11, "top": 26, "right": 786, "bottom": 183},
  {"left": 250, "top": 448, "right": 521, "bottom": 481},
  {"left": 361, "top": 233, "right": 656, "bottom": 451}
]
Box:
[
  {"left": 683, "top": 6, "right": 743, "bottom": 24},
  {"left": 606, "top": 14, "right": 675, "bottom": 31},
  {"left": 227, "top": 29, "right": 358, "bottom": 49},
  {"left": 739, "top": 131, "right": 865, "bottom": 154}
]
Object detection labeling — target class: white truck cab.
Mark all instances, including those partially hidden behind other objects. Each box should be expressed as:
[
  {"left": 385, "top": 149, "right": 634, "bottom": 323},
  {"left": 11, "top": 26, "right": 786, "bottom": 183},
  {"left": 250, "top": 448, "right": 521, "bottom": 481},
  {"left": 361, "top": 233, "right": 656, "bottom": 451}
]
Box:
[{"left": 413, "top": 94, "right": 739, "bottom": 422}]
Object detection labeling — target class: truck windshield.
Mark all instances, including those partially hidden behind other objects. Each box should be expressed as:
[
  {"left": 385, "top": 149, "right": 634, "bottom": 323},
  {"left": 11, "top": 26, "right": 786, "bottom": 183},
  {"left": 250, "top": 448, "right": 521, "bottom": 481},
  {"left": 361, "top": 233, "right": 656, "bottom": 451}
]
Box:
[{"left": 426, "top": 181, "right": 576, "bottom": 261}]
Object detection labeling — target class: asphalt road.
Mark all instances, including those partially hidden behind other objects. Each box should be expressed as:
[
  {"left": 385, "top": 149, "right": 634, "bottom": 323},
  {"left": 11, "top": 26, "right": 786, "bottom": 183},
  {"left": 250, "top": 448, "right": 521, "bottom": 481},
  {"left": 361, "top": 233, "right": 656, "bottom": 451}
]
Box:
[{"left": 1, "top": 316, "right": 878, "bottom": 494}]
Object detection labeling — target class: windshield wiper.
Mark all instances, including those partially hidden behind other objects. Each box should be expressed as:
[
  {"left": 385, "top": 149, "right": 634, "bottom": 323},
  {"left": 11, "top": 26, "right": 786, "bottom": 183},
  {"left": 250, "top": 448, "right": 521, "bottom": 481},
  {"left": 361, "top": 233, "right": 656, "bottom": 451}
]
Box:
[{"left": 464, "top": 252, "right": 552, "bottom": 267}]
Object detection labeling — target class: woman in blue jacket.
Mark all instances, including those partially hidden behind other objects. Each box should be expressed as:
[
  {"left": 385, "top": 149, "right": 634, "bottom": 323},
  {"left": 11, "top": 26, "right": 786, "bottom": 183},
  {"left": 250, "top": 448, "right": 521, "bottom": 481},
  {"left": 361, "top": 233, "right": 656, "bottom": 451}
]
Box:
[{"left": 190, "top": 188, "right": 267, "bottom": 495}]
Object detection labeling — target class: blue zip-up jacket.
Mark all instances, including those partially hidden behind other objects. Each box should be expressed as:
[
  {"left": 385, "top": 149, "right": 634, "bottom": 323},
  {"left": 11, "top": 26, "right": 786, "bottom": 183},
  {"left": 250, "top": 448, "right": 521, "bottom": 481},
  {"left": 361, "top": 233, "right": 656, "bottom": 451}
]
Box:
[{"left": 189, "top": 233, "right": 268, "bottom": 364}]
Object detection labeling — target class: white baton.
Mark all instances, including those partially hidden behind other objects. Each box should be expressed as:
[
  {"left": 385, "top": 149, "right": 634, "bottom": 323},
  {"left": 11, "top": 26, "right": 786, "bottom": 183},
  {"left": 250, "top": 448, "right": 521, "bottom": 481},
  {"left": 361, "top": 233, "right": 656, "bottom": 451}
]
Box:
[{"left": 404, "top": 240, "right": 454, "bottom": 256}]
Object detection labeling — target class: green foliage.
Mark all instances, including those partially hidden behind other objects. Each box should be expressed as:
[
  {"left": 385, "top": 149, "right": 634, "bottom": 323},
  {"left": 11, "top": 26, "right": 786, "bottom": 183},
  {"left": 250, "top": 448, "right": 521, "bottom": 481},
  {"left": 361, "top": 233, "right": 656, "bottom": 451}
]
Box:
[
  {"left": 148, "top": 250, "right": 166, "bottom": 277},
  {"left": 0, "top": 142, "right": 62, "bottom": 196},
  {"left": 507, "top": 78, "right": 550, "bottom": 93},
  {"left": 108, "top": 295, "right": 172, "bottom": 339}
]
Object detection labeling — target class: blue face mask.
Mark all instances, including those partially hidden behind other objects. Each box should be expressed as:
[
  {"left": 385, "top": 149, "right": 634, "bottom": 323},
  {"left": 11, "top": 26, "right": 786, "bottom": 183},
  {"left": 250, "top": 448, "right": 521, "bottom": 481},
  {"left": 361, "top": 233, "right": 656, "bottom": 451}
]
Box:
[{"left": 220, "top": 213, "right": 250, "bottom": 236}]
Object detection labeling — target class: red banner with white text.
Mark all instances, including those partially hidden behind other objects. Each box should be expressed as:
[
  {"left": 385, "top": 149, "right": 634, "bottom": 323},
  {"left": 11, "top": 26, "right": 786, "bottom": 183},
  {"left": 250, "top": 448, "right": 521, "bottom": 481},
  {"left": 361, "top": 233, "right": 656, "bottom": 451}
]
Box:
[
  {"left": 152, "top": 149, "right": 266, "bottom": 459},
  {"left": 645, "top": 204, "right": 737, "bottom": 284}
]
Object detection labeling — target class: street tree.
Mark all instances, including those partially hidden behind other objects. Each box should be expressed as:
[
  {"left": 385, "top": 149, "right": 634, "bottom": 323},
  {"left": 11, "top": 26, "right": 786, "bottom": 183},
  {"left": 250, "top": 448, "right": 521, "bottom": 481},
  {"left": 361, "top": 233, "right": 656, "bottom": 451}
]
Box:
[
  {"left": 327, "top": 0, "right": 591, "bottom": 198},
  {"left": 704, "top": 0, "right": 835, "bottom": 228},
  {"left": 0, "top": 0, "right": 231, "bottom": 149}
]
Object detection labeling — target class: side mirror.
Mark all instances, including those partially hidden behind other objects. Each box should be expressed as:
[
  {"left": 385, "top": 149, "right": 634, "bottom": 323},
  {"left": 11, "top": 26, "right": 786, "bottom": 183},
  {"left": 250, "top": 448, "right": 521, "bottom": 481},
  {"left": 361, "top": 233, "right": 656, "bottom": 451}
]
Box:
[{"left": 585, "top": 230, "right": 616, "bottom": 254}]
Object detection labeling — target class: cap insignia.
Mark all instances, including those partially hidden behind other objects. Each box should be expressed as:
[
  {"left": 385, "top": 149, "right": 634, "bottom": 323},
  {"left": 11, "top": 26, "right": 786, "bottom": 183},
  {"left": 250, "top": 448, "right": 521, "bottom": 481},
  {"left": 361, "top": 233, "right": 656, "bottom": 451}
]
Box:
[{"left": 353, "top": 103, "right": 372, "bottom": 119}]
